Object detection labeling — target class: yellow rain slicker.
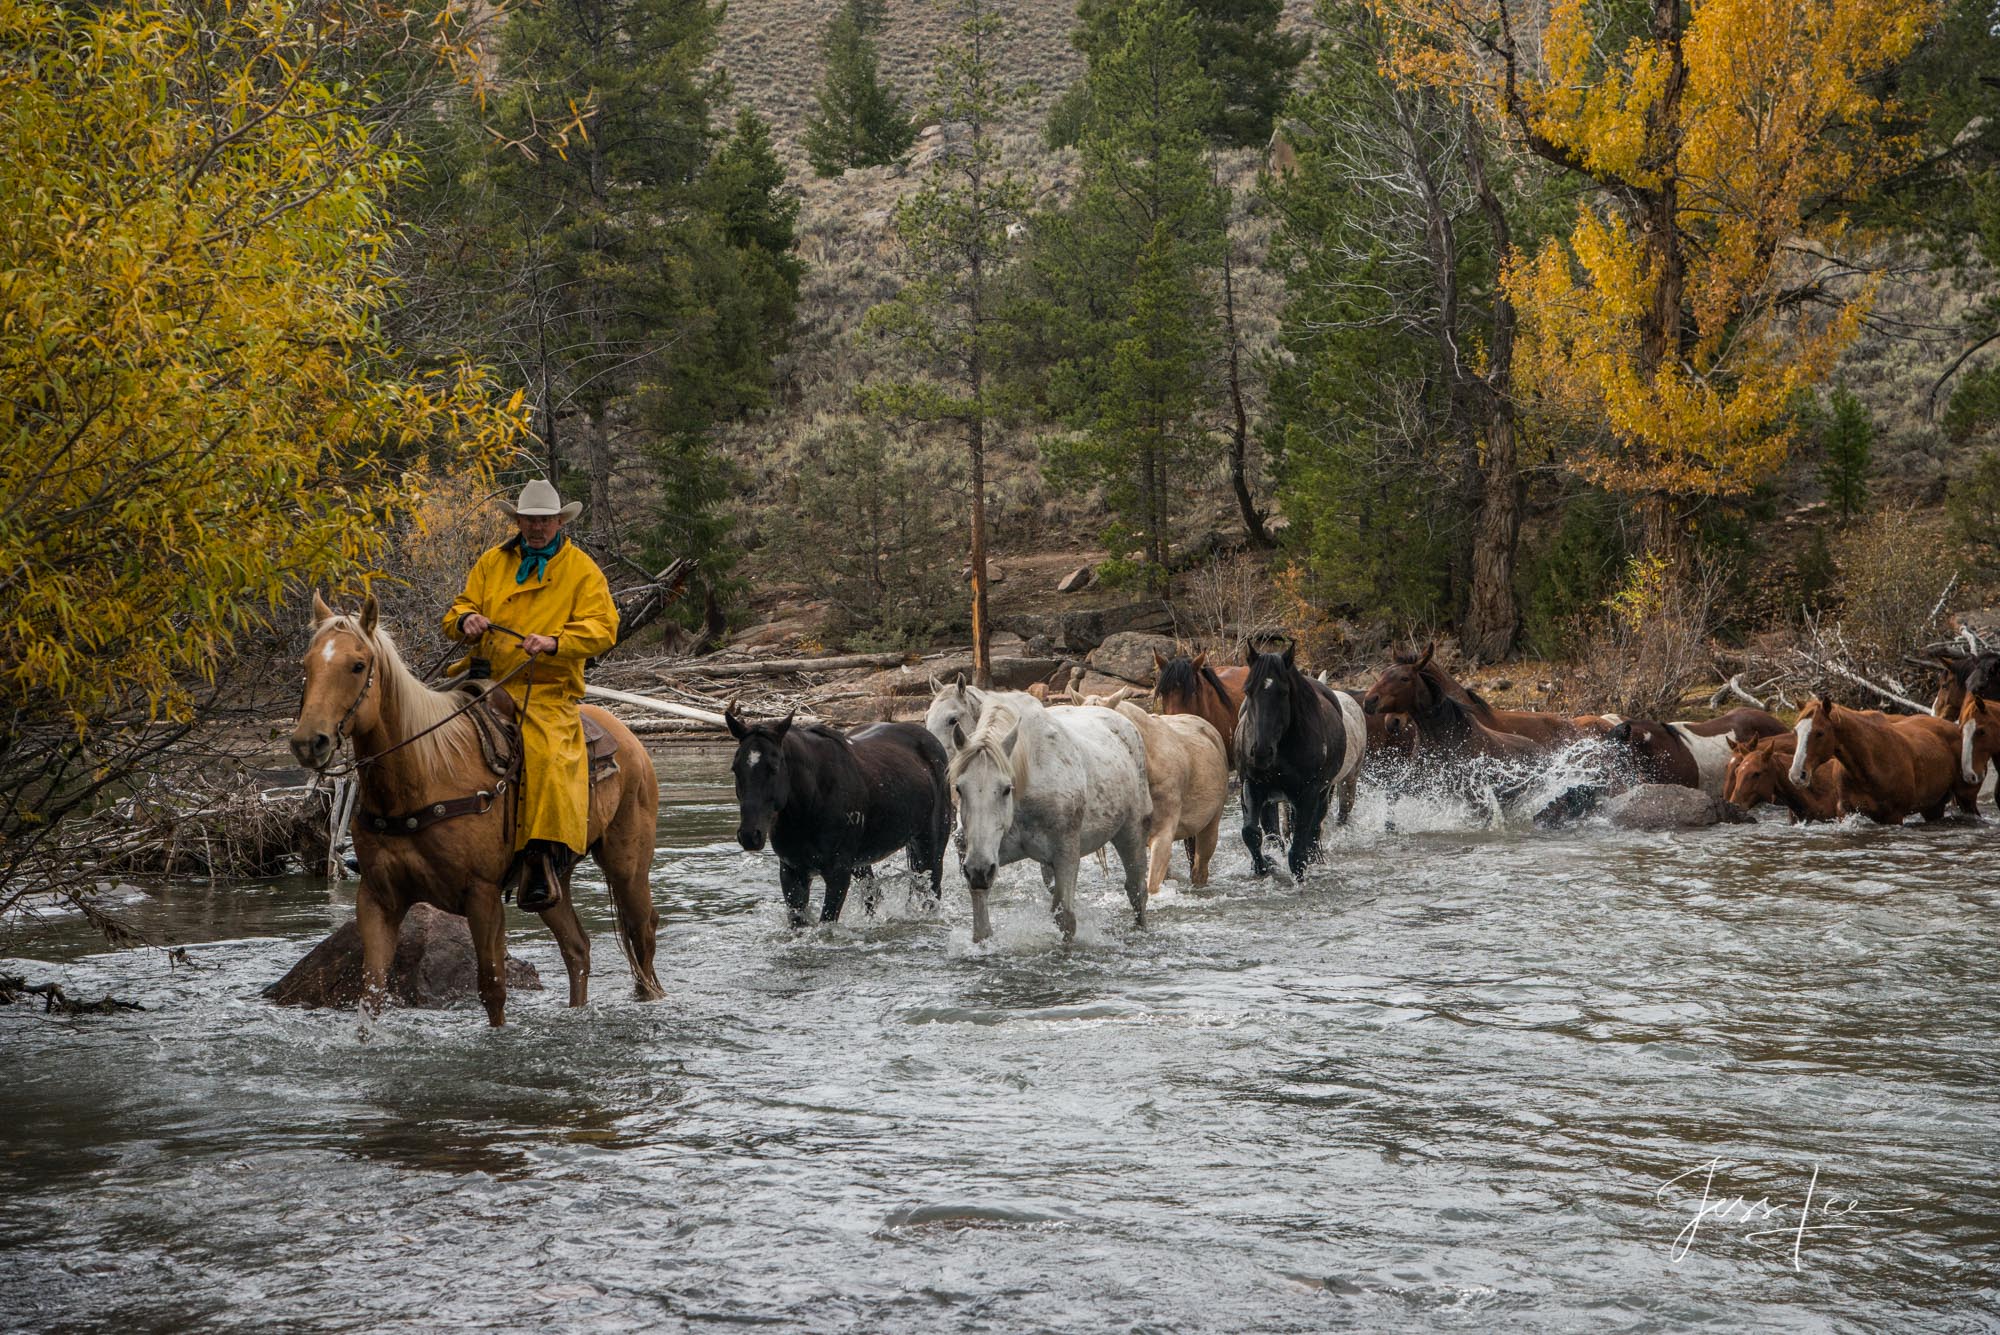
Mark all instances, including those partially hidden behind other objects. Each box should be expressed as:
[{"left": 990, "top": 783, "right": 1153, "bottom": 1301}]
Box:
[{"left": 445, "top": 539, "right": 619, "bottom": 853}]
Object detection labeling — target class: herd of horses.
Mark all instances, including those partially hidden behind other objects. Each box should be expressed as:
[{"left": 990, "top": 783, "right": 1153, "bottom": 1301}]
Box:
[{"left": 292, "top": 597, "right": 2000, "bottom": 1028}]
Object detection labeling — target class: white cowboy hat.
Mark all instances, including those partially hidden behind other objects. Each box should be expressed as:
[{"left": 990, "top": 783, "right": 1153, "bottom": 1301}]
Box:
[{"left": 496, "top": 478, "right": 582, "bottom": 523}]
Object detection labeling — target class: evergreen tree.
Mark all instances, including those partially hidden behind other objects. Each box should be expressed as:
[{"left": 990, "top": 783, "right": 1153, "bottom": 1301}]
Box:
[
  {"left": 1820, "top": 386, "right": 1873, "bottom": 521},
  {"left": 1046, "top": 0, "right": 1305, "bottom": 149},
  {"left": 425, "top": 0, "right": 799, "bottom": 622},
  {"left": 863, "top": 0, "right": 1031, "bottom": 687},
  {"left": 1030, "top": 0, "right": 1227, "bottom": 588},
  {"left": 803, "top": 1, "right": 917, "bottom": 176}
]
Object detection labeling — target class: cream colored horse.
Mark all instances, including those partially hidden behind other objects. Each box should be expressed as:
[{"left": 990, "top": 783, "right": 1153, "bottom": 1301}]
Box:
[{"left": 1113, "top": 701, "right": 1229, "bottom": 896}]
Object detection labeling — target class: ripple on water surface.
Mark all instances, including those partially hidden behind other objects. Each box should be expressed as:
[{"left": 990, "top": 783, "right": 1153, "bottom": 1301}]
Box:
[{"left": 1, "top": 745, "right": 1996, "bottom": 1332}]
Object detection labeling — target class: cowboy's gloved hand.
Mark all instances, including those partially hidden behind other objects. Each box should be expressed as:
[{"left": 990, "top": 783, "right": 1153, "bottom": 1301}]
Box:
[
  {"left": 461, "top": 613, "right": 491, "bottom": 638},
  {"left": 521, "top": 633, "right": 558, "bottom": 657}
]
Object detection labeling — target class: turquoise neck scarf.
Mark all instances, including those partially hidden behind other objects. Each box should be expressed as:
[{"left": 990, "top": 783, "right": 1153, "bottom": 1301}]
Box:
[{"left": 515, "top": 533, "right": 565, "bottom": 585}]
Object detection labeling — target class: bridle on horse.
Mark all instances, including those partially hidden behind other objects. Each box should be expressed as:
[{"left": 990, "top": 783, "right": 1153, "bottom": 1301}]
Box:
[{"left": 302, "top": 628, "right": 532, "bottom": 781}]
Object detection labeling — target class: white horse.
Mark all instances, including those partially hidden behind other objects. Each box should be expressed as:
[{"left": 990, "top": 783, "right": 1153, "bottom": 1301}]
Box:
[{"left": 949, "top": 694, "right": 1152, "bottom": 944}]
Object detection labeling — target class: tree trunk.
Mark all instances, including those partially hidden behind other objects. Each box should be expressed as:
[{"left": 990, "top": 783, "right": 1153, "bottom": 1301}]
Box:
[
  {"left": 1220, "top": 244, "right": 1275, "bottom": 548},
  {"left": 1461, "top": 111, "right": 1522, "bottom": 662}
]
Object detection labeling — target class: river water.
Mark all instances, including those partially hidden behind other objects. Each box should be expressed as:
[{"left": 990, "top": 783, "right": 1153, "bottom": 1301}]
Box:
[{"left": 2, "top": 744, "right": 1996, "bottom": 1332}]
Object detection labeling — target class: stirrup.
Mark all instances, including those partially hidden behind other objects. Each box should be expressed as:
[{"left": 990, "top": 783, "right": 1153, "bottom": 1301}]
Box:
[{"left": 518, "top": 845, "right": 570, "bottom": 914}]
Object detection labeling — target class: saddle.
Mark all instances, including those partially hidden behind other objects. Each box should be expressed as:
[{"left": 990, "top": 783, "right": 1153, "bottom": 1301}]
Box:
[{"left": 463, "top": 682, "right": 620, "bottom": 785}]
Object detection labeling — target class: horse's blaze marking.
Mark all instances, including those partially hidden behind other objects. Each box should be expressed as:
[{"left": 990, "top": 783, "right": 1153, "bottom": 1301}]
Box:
[
  {"left": 1789, "top": 718, "right": 1812, "bottom": 786},
  {"left": 1963, "top": 720, "right": 1979, "bottom": 785},
  {"left": 321, "top": 640, "right": 336, "bottom": 664}
]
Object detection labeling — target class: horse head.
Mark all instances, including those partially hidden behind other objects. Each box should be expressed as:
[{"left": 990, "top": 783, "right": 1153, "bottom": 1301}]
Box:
[
  {"left": 1789, "top": 695, "right": 1839, "bottom": 790},
  {"left": 293, "top": 591, "right": 385, "bottom": 771},
  {"left": 925, "top": 675, "right": 986, "bottom": 760},
  {"left": 950, "top": 703, "right": 1022, "bottom": 891},
  {"left": 1957, "top": 694, "right": 2000, "bottom": 786},
  {"left": 1723, "top": 733, "right": 1783, "bottom": 808},
  {"left": 1361, "top": 641, "right": 1435, "bottom": 718},
  {"left": 726, "top": 703, "right": 795, "bottom": 851},
  {"left": 1239, "top": 645, "right": 1302, "bottom": 771}
]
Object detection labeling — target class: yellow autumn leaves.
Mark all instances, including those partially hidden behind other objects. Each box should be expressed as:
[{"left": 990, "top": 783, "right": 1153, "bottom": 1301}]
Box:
[
  {"left": 0, "top": 0, "right": 524, "bottom": 727},
  {"left": 1373, "top": 0, "right": 1939, "bottom": 505}
]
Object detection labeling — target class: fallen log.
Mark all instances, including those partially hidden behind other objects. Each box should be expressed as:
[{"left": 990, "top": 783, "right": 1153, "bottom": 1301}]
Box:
[
  {"left": 654, "top": 651, "right": 909, "bottom": 678},
  {"left": 584, "top": 684, "right": 821, "bottom": 727}
]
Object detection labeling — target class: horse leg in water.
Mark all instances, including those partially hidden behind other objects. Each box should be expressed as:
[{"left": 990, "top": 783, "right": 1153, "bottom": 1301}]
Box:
[
  {"left": 821, "top": 865, "right": 856, "bottom": 923},
  {"left": 1190, "top": 816, "right": 1221, "bottom": 887},
  {"left": 1114, "top": 826, "right": 1150, "bottom": 928},
  {"left": 462, "top": 888, "right": 510, "bottom": 1027},
  {"left": 1286, "top": 788, "right": 1331, "bottom": 881},
  {"left": 593, "top": 834, "right": 665, "bottom": 1002},
  {"left": 538, "top": 895, "right": 593, "bottom": 1006},
  {"left": 353, "top": 887, "right": 410, "bottom": 1020},
  {"left": 1336, "top": 773, "right": 1358, "bottom": 826},
  {"left": 1050, "top": 842, "right": 1082, "bottom": 941},
  {"left": 849, "top": 861, "right": 879, "bottom": 916},
  {"left": 779, "top": 862, "right": 814, "bottom": 928},
  {"left": 1240, "top": 779, "right": 1273, "bottom": 877}
]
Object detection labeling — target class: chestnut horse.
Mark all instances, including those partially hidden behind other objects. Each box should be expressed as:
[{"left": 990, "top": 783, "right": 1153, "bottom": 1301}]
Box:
[
  {"left": 1788, "top": 696, "right": 1976, "bottom": 825},
  {"left": 1957, "top": 695, "right": 2000, "bottom": 815},
  {"left": 1363, "top": 644, "right": 1577, "bottom": 747},
  {"left": 291, "top": 594, "right": 664, "bottom": 1026},
  {"left": 1361, "top": 647, "right": 1547, "bottom": 763},
  {"left": 1154, "top": 652, "right": 1247, "bottom": 764},
  {"left": 1724, "top": 733, "right": 1844, "bottom": 822}
]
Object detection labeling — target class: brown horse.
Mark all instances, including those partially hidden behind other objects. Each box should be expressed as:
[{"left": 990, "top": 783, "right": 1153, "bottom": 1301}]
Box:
[
  {"left": 1789, "top": 696, "right": 1976, "bottom": 825},
  {"left": 291, "top": 593, "right": 664, "bottom": 1026},
  {"left": 1154, "top": 652, "right": 1247, "bottom": 764},
  {"left": 1724, "top": 733, "right": 1845, "bottom": 822},
  {"left": 1363, "top": 643, "right": 1578, "bottom": 747},
  {"left": 1362, "top": 645, "right": 1559, "bottom": 761},
  {"left": 1957, "top": 694, "right": 2000, "bottom": 815}
]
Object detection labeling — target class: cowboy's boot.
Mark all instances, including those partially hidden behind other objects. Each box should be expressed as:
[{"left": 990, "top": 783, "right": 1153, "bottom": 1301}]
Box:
[{"left": 518, "top": 839, "right": 573, "bottom": 914}]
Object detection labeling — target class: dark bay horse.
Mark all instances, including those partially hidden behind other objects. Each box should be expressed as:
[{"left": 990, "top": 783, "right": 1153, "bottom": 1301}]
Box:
[
  {"left": 1363, "top": 648, "right": 1546, "bottom": 765},
  {"left": 1364, "top": 643, "right": 1578, "bottom": 747},
  {"left": 1607, "top": 709, "right": 1789, "bottom": 794},
  {"left": 1154, "top": 652, "right": 1247, "bottom": 764},
  {"left": 292, "top": 594, "right": 663, "bottom": 1027},
  {"left": 1236, "top": 642, "right": 1362, "bottom": 878},
  {"left": 1790, "top": 696, "right": 1976, "bottom": 824},
  {"left": 727, "top": 708, "right": 951, "bottom": 927}
]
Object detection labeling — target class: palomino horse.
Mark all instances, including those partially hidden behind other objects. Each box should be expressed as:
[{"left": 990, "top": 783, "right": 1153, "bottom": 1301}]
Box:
[
  {"left": 1363, "top": 643, "right": 1578, "bottom": 747},
  {"left": 1724, "top": 733, "right": 1845, "bottom": 822},
  {"left": 1111, "top": 700, "right": 1229, "bottom": 896},
  {"left": 1789, "top": 696, "right": 1977, "bottom": 825},
  {"left": 726, "top": 708, "right": 950, "bottom": 926},
  {"left": 1154, "top": 653, "right": 1248, "bottom": 763},
  {"left": 292, "top": 594, "right": 663, "bottom": 1026},
  {"left": 1237, "top": 641, "right": 1363, "bottom": 879},
  {"left": 949, "top": 695, "right": 1152, "bottom": 944}
]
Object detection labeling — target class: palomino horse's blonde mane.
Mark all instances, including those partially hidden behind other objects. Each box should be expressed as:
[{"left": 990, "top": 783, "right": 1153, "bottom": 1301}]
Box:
[
  {"left": 313, "top": 614, "right": 482, "bottom": 773},
  {"left": 948, "top": 700, "right": 1034, "bottom": 789}
]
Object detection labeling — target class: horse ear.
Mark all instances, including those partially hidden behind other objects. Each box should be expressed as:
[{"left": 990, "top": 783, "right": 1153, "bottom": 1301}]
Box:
[
  {"left": 358, "top": 593, "right": 379, "bottom": 636},
  {"left": 997, "top": 719, "right": 1020, "bottom": 755},
  {"left": 773, "top": 710, "right": 795, "bottom": 742},
  {"left": 1416, "top": 642, "right": 1434, "bottom": 669},
  {"left": 953, "top": 673, "right": 968, "bottom": 696},
  {"left": 724, "top": 702, "right": 747, "bottom": 740},
  {"left": 311, "top": 589, "right": 335, "bottom": 623},
  {"left": 1818, "top": 693, "right": 1834, "bottom": 711},
  {"left": 1281, "top": 641, "right": 1296, "bottom": 668},
  {"left": 1154, "top": 650, "right": 1167, "bottom": 670},
  {"left": 1192, "top": 652, "right": 1206, "bottom": 670},
  {"left": 1729, "top": 734, "right": 1752, "bottom": 754},
  {"left": 1242, "top": 640, "right": 1257, "bottom": 667}
]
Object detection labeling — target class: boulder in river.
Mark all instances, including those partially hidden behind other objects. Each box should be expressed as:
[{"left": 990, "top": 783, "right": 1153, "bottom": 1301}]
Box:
[
  {"left": 1600, "top": 784, "right": 1752, "bottom": 831},
  {"left": 264, "top": 902, "right": 540, "bottom": 1009}
]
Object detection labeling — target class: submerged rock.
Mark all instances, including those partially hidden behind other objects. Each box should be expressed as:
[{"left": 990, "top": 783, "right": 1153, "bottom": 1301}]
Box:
[
  {"left": 1600, "top": 784, "right": 1751, "bottom": 831},
  {"left": 264, "top": 902, "right": 540, "bottom": 1009}
]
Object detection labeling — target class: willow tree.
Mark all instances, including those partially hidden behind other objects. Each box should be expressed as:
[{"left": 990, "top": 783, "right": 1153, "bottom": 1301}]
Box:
[
  {"left": 0, "top": 0, "right": 523, "bottom": 919},
  {"left": 1372, "top": 0, "right": 1943, "bottom": 552}
]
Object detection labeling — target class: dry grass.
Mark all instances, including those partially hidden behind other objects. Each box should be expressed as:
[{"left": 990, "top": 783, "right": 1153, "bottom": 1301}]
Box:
[{"left": 1552, "top": 564, "right": 1725, "bottom": 719}]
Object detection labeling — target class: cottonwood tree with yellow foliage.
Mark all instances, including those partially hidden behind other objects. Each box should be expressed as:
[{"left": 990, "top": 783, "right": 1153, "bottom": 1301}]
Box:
[
  {"left": 1370, "top": 0, "right": 1942, "bottom": 551},
  {"left": 0, "top": 0, "right": 523, "bottom": 925}
]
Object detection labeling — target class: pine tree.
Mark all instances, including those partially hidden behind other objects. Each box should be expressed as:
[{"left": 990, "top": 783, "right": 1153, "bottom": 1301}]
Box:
[
  {"left": 1031, "top": 0, "right": 1227, "bottom": 588},
  {"left": 863, "top": 0, "right": 1031, "bottom": 687},
  {"left": 1820, "top": 386, "right": 1873, "bottom": 521},
  {"left": 803, "top": 1, "right": 917, "bottom": 176}
]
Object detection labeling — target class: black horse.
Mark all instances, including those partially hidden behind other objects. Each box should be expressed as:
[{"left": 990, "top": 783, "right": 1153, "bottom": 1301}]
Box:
[
  {"left": 1236, "top": 641, "right": 1357, "bottom": 879},
  {"left": 727, "top": 708, "right": 951, "bottom": 927}
]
